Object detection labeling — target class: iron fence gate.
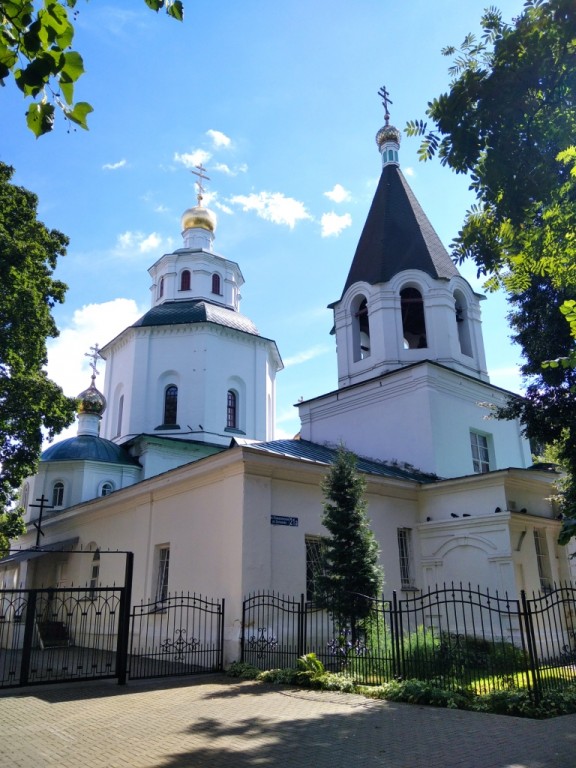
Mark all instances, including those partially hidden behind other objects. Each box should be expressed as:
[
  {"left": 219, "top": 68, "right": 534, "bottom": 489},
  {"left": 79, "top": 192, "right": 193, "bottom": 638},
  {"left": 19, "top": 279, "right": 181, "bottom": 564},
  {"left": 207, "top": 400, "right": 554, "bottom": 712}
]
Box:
[
  {"left": 0, "top": 585, "right": 128, "bottom": 688},
  {"left": 128, "top": 593, "right": 225, "bottom": 680},
  {"left": 241, "top": 584, "right": 576, "bottom": 700}
]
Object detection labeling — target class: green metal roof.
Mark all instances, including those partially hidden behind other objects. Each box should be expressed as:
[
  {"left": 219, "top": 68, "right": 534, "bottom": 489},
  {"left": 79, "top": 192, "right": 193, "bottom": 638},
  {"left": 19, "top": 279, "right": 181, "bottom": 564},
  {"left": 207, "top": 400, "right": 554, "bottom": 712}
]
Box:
[
  {"left": 133, "top": 300, "right": 259, "bottom": 336},
  {"left": 41, "top": 436, "right": 140, "bottom": 466}
]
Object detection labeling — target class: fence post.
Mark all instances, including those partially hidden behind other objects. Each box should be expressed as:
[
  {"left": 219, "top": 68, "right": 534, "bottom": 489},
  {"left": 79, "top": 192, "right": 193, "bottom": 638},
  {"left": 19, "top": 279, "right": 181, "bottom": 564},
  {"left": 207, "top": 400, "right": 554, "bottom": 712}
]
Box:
[
  {"left": 520, "top": 590, "right": 541, "bottom": 704},
  {"left": 219, "top": 598, "right": 225, "bottom": 672},
  {"left": 390, "top": 591, "right": 401, "bottom": 680},
  {"left": 20, "top": 589, "right": 37, "bottom": 686},
  {"left": 116, "top": 551, "right": 134, "bottom": 685},
  {"left": 240, "top": 595, "right": 247, "bottom": 663},
  {"left": 298, "top": 594, "right": 305, "bottom": 658}
]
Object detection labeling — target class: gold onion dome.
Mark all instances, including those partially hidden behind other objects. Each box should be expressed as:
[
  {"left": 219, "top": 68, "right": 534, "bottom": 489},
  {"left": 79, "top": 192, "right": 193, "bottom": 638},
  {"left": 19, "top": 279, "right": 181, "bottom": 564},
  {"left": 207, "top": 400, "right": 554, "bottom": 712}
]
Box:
[
  {"left": 376, "top": 122, "right": 401, "bottom": 148},
  {"left": 77, "top": 381, "right": 106, "bottom": 416},
  {"left": 181, "top": 205, "right": 217, "bottom": 233}
]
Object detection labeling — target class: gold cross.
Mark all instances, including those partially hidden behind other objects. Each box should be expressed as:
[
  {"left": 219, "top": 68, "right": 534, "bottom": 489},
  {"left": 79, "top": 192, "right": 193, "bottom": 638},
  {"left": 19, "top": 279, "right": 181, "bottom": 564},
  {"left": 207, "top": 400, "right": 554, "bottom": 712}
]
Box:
[
  {"left": 84, "top": 343, "right": 102, "bottom": 383},
  {"left": 191, "top": 163, "right": 210, "bottom": 205}
]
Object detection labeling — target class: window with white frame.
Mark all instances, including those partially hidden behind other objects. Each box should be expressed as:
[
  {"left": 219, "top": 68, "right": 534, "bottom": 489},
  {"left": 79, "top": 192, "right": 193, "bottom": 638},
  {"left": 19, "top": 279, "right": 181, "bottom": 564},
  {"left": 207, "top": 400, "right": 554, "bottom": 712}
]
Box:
[
  {"left": 533, "top": 529, "right": 552, "bottom": 591},
  {"left": 100, "top": 482, "right": 114, "bottom": 497},
  {"left": 470, "top": 431, "right": 491, "bottom": 474},
  {"left": 155, "top": 545, "right": 170, "bottom": 603},
  {"left": 52, "top": 481, "right": 64, "bottom": 507},
  {"left": 305, "top": 536, "right": 326, "bottom": 601},
  {"left": 397, "top": 528, "right": 415, "bottom": 589},
  {"left": 89, "top": 549, "right": 100, "bottom": 590}
]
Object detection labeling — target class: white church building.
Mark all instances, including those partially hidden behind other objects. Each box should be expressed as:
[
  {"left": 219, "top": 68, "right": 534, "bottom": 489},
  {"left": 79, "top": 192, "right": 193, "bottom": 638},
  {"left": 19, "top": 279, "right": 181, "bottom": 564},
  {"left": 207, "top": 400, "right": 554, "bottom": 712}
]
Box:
[{"left": 2, "top": 100, "right": 569, "bottom": 657}]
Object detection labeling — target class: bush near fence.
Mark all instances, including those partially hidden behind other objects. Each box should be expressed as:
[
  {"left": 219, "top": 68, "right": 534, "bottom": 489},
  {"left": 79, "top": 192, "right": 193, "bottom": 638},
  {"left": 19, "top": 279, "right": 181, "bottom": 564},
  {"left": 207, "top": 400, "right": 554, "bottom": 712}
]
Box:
[{"left": 241, "top": 584, "right": 576, "bottom": 702}]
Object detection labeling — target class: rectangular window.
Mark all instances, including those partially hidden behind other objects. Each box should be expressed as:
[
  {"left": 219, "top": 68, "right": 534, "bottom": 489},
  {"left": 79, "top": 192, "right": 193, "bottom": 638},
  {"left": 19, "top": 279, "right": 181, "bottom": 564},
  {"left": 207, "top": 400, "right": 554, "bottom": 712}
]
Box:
[
  {"left": 397, "top": 528, "right": 415, "bottom": 589},
  {"left": 470, "top": 431, "right": 491, "bottom": 474},
  {"left": 155, "top": 546, "right": 170, "bottom": 603},
  {"left": 533, "top": 529, "right": 552, "bottom": 592},
  {"left": 305, "top": 536, "right": 325, "bottom": 602}
]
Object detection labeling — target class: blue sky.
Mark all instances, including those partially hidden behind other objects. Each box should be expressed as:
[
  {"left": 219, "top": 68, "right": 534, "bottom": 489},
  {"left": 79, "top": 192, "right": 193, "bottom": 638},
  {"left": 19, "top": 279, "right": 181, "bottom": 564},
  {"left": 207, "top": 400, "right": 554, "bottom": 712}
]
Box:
[{"left": 2, "top": 0, "right": 526, "bottom": 442}]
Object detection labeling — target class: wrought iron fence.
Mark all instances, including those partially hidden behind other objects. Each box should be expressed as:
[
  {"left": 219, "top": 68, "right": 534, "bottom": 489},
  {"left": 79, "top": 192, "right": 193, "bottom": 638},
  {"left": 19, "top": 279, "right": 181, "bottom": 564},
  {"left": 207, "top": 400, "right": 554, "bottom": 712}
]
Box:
[
  {"left": 0, "top": 586, "right": 126, "bottom": 688},
  {"left": 128, "top": 592, "right": 224, "bottom": 680},
  {"left": 241, "top": 584, "right": 576, "bottom": 700}
]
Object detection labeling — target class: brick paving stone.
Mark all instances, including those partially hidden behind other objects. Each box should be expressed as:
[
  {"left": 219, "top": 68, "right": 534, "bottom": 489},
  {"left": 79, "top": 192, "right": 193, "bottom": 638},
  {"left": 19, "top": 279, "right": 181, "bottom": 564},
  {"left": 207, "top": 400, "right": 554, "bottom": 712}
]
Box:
[{"left": 0, "top": 676, "right": 575, "bottom": 767}]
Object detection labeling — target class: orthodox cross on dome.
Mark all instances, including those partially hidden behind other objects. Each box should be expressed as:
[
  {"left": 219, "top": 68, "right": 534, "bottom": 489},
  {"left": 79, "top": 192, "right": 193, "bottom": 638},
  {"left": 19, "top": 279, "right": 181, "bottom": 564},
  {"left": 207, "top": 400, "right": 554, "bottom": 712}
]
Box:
[
  {"left": 84, "top": 343, "right": 102, "bottom": 385},
  {"left": 378, "top": 85, "right": 393, "bottom": 126},
  {"left": 191, "top": 163, "right": 210, "bottom": 206}
]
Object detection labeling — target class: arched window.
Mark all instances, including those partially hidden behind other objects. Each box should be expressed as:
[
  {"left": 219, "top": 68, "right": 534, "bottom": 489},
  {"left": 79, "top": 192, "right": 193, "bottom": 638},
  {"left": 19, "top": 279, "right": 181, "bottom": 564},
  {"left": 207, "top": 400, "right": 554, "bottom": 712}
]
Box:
[
  {"left": 52, "top": 481, "right": 64, "bottom": 507},
  {"left": 400, "top": 287, "right": 427, "bottom": 349},
  {"left": 101, "top": 482, "right": 114, "bottom": 497},
  {"left": 116, "top": 394, "right": 124, "bottom": 437},
  {"left": 351, "top": 295, "right": 370, "bottom": 362},
  {"left": 454, "top": 291, "right": 472, "bottom": 357},
  {"left": 180, "top": 270, "right": 191, "bottom": 291},
  {"left": 212, "top": 273, "right": 222, "bottom": 295},
  {"left": 164, "top": 385, "right": 178, "bottom": 425},
  {"left": 90, "top": 548, "right": 100, "bottom": 591},
  {"left": 158, "top": 276, "right": 164, "bottom": 299},
  {"left": 227, "top": 390, "right": 237, "bottom": 429}
]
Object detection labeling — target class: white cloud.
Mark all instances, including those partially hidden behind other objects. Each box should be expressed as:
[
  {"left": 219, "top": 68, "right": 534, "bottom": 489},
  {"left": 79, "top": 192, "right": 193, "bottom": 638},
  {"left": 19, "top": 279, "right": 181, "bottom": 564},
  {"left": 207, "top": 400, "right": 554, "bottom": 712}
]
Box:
[
  {"left": 321, "top": 212, "right": 352, "bottom": 238},
  {"left": 47, "top": 299, "right": 143, "bottom": 400},
  {"left": 139, "top": 232, "right": 161, "bottom": 253},
  {"left": 213, "top": 162, "right": 248, "bottom": 176},
  {"left": 102, "top": 159, "right": 127, "bottom": 171},
  {"left": 230, "top": 191, "right": 311, "bottom": 229},
  {"left": 116, "top": 231, "right": 169, "bottom": 254},
  {"left": 214, "top": 162, "right": 233, "bottom": 175},
  {"left": 283, "top": 345, "right": 330, "bottom": 368},
  {"left": 174, "top": 149, "right": 211, "bottom": 169},
  {"left": 215, "top": 202, "right": 233, "bottom": 215},
  {"left": 403, "top": 166, "right": 415, "bottom": 177},
  {"left": 207, "top": 129, "right": 231, "bottom": 148},
  {"left": 324, "top": 183, "right": 350, "bottom": 203},
  {"left": 155, "top": 204, "right": 169, "bottom": 213}
]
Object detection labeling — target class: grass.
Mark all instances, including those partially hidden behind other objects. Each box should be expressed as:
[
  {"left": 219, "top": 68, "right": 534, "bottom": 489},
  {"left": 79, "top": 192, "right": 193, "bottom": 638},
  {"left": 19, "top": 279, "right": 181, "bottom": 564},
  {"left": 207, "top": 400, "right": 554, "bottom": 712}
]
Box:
[{"left": 227, "top": 656, "right": 576, "bottom": 719}]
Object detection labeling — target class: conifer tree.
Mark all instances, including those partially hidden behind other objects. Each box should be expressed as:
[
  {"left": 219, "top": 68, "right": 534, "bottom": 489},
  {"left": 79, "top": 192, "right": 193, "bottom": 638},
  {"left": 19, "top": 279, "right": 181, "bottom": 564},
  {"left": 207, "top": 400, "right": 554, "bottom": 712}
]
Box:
[{"left": 315, "top": 447, "right": 383, "bottom": 643}]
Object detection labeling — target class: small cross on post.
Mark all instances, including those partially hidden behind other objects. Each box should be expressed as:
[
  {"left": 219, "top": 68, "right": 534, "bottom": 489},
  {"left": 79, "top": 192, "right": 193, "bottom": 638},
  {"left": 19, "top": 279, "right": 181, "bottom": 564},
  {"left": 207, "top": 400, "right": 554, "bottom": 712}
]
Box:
[
  {"left": 84, "top": 343, "right": 102, "bottom": 385},
  {"left": 29, "top": 495, "right": 53, "bottom": 548},
  {"left": 191, "top": 163, "right": 210, "bottom": 206},
  {"left": 378, "top": 85, "right": 393, "bottom": 125}
]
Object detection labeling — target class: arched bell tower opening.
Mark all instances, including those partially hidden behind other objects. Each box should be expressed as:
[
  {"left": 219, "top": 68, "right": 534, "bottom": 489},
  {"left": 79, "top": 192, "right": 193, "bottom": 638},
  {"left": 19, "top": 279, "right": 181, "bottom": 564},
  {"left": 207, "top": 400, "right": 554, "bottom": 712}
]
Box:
[
  {"left": 454, "top": 289, "right": 473, "bottom": 357},
  {"left": 351, "top": 294, "right": 371, "bottom": 362},
  {"left": 400, "top": 287, "right": 427, "bottom": 350}
]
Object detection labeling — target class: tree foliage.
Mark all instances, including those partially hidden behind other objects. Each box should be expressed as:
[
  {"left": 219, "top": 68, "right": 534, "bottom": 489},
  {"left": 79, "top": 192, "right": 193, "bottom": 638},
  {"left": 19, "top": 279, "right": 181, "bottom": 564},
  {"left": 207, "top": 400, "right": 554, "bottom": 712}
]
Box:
[
  {"left": 315, "top": 447, "right": 383, "bottom": 642},
  {"left": 406, "top": 0, "right": 576, "bottom": 541},
  {"left": 0, "top": 0, "right": 184, "bottom": 137},
  {"left": 0, "top": 161, "right": 77, "bottom": 540}
]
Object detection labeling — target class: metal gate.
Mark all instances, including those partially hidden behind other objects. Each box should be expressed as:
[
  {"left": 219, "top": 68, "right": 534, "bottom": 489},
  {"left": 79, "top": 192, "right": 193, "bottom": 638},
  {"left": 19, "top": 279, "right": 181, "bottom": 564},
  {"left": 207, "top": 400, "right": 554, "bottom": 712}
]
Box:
[
  {"left": 0, "top": 585, "right": 128, "bottom": 689},
  {"left": 128, "top": 593, "right": 225, "bottom": 680}
]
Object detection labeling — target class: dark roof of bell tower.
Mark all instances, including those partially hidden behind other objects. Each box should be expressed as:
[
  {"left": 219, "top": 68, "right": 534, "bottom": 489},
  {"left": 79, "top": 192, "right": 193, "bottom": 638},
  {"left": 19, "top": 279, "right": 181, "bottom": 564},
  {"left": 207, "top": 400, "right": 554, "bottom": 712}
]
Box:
[{"left": 340, "top": 164, "right": 459, "bottom": 297}]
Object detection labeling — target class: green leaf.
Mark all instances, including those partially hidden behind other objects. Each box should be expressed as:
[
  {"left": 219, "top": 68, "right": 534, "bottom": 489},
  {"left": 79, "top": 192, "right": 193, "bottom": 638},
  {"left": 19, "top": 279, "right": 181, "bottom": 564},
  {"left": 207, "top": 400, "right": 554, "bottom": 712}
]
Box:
[
  {"left": 145, "top": 0, "right": 164, "bottom": 10},
  {"left": 167, "top": 1, "right": 184, "bottom": 21},
  {"left": 60, "top": 51, "right": 84, "bottom": 83},
  {"left": 64, "top": 101, "right": 93, "bottom": 130},
  {"left": 26, "top": 102, "right": 55, "bottom": 137}
]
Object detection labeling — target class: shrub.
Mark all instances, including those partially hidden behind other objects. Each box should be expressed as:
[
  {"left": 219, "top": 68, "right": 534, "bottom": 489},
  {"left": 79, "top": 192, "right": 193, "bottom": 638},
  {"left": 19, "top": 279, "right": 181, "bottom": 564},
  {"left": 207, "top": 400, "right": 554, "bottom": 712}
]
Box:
[{"left": 226, "top": 661, "right": 261, "bottom": 679}]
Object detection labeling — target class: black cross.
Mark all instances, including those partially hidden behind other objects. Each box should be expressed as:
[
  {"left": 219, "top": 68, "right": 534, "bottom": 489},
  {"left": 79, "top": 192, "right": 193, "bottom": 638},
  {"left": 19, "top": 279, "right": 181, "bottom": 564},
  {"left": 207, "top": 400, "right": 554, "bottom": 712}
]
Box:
[
  {"left": 29, "top": 495, "right": 53, "bottom": 548},
  {"left": 378, "top": 85, "right": 393, "bottom": 123}
]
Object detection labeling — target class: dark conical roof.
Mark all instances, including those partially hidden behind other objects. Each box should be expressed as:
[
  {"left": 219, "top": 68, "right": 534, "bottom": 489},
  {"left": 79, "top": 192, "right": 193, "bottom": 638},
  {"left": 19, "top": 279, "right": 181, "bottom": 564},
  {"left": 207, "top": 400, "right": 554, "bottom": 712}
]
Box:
[
  {"left": 341, "top": 164, "right": 459, "bottom": 297},
  {"left": 41, "top": 436, "right": 140, "bottom": 465}
]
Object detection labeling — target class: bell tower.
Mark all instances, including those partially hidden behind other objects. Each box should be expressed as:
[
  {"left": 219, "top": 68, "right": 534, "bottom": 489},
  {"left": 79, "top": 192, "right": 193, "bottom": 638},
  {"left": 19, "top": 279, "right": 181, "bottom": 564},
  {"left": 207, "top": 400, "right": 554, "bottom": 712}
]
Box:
[{"left": 330, "top": 87, "right": 489, "bottom": 388}]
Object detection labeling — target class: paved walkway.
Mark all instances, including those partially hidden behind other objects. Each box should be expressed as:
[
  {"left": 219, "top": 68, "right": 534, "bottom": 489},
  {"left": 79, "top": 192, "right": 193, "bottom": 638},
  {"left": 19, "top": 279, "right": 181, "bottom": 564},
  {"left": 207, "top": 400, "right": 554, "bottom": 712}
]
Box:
[{"left": 1, "top": 676, "right": 575, "bottom": 768}]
